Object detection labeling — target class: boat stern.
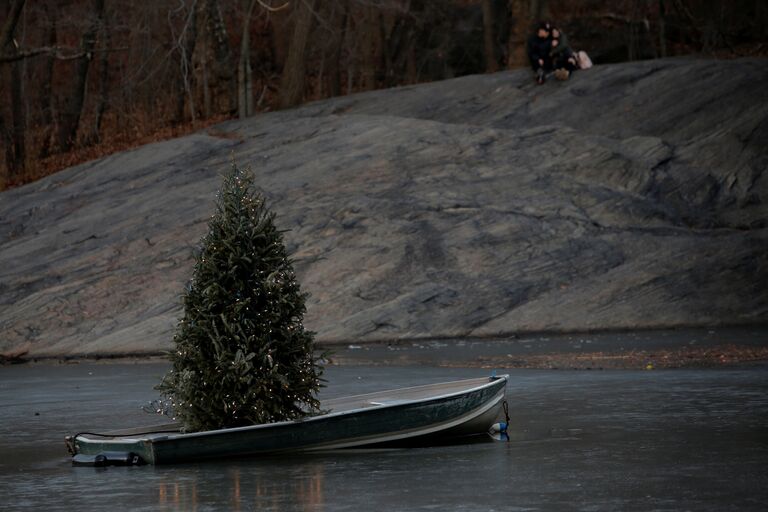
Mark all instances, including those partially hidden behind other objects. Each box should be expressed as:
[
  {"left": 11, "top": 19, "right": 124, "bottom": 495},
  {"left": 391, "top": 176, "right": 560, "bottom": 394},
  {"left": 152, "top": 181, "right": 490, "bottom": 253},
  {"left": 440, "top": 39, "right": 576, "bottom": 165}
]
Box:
[{"left": 66, "top": 433, "right": 156, "bottom": 466}]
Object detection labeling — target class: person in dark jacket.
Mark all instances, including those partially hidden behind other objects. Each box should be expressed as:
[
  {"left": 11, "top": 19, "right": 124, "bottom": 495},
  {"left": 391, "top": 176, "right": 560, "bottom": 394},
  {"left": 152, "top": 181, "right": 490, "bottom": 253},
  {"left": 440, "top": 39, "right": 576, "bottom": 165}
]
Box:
[{"left": 527, "top": 21, "right": 552, "bottom": 84}]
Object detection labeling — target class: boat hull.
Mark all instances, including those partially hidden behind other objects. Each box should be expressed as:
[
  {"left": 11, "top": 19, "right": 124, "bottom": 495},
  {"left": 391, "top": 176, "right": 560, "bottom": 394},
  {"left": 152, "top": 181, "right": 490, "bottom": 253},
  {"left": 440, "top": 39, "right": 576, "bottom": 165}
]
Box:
[{"left": 71, "top": 375, "right": 507, "bottom": 464}]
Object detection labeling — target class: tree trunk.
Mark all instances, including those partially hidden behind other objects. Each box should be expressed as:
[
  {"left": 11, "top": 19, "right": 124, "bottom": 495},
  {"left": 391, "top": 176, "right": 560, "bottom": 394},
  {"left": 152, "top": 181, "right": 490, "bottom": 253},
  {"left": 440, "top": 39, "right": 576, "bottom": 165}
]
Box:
[
  {"left": 56, "top": 0, "right": 104, "bottom": 152},
  {"left": 269, "top": 7, "right": 291, "bottom": 71},
  {"left": 0, "top": 110, "right": 9, "bottom": 186},
  {"left": 482, "top": 0, "right": 498, "bottom": 72},
  {"left": 279, "top": 0, "right": 319, "bottom": 109},
  {"left": 205, "top": 0, "right": 236, "bottom": 114},
  {"left": 507, "top": 0, "right": 549, "bottom": 68},
  {"left": 405, "top": 35, "right": 417, "bottom": 83},
  {"left": 38, "top": 6, "right": 56, "bottom": 158},
  {"left": 530, "top": 0, "right": 548, "bottom": 21},
  {"left": 175, "top": 1, "right": 198, "bottom": 124},
  {"left": 202, "top": 42, "right": 211, "bottom": 118},
  {"left": 0, "top": 0, "right": 26, "bottom": 51},
  {"left": 89, "top": 13, "right": 110, "bottom": 145},
  {"left": 1, "top": 0, "right": 27, "bottom": 177},
  {"left": 324, "top": 0, "right": 348, "bottom": 98},
  {"left": 628, "top": 0, "right": 639, "bottom": 61},
  {"left": 347, "top": 59, "right": 355, "bottom": 94},
  {"left": 10, "top": 51, "right": 25, "bottom": 174},
  {"left": 360, "top": 6, "right": 382, "bottom": 91},
  {"left": 659, "top": 0, "right": 667, "bottom": 58},
  {"left": 244, "top": 41, "right": 254, "bottom": 116},
  {"left": 382, "top": 9, "right": 414, "bottom": 87},
  {"left": 507, "top": 0, "right": 531, "bottom": 68},
  {"left": 238, "top": 0, "right": 256, "bottom": 119}
]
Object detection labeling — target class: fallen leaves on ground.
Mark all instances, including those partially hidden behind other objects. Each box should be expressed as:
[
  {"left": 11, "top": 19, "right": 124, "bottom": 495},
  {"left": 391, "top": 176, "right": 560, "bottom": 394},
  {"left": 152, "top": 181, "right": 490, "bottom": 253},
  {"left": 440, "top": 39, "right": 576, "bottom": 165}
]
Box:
[{"left": 466, "top": 344, "right": 768, "bottom": 370}]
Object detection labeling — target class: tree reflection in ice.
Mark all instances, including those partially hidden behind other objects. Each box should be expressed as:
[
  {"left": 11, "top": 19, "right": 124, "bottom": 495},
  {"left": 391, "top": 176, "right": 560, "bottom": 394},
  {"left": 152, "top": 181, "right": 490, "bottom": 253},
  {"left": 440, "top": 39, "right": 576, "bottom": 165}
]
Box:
[{"left": 156, "top": 461, "right": 325, "bottom": 511}]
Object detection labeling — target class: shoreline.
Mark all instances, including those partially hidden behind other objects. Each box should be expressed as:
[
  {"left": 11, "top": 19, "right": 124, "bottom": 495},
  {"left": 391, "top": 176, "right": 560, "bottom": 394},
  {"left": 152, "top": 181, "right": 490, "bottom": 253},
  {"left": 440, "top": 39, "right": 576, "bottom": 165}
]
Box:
[{"left": 4, "top": 325, "right": 766, "bottom": 370}]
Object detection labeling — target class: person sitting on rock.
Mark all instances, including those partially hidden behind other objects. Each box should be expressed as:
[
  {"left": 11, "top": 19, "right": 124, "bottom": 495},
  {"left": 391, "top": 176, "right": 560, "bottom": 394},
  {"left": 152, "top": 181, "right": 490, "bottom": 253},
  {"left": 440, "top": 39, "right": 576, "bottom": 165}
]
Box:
[
  {"left": 550, "top": 26, "right": 579, "bottom": 81},
  {"left": 527, "top": 21, "right": 553, "bottom": 85}
]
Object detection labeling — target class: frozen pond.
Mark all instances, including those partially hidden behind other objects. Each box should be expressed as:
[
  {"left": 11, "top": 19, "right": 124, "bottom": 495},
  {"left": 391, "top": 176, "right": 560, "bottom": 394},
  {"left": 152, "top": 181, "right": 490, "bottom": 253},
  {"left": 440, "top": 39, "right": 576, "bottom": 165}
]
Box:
[{"left": 1, "top": 362, "right": 767, "bottom": 511}]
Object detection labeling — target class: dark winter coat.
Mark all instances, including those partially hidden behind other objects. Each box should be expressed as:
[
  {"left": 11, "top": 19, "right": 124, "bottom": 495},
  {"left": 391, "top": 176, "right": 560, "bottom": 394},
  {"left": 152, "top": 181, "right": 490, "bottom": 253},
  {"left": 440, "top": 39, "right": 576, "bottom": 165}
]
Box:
[
  {"left": 551, "top": 30, "right": 578, "bottom": 71},
  {"left": 527, "top": 34, "right": 552, "bottom": 70},
  {"left": 550, "top": 30, "right": 574, "bottom": 60}
]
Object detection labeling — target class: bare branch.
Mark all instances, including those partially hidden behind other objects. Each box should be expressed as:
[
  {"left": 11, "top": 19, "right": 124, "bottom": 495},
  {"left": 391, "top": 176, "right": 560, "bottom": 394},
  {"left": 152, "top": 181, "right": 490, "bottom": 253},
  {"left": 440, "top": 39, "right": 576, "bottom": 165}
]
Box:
[
  {"left": 597, "top": 13, "right": 634, "bottom": 24},
  {"left": 0, "top": 45, "right": 128, "bottom": 64},
  {"left": 256, "top": 0, "right": 290, "bottom": 12},
  {"left": 0, "top": 0, "right": 26, "bottom": 51}
]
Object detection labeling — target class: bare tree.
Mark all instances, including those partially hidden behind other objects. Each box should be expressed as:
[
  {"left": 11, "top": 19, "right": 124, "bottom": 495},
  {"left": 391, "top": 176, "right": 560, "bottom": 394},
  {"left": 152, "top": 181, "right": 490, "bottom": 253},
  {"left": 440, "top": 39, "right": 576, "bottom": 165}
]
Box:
[
  {"left": 174, "top": 1, "right": 199, "bottom": 123},
  {"left": 359, "top": 5, "right": 384, "bottom": 91},
  {"left": 10, "top": 47, "right": 25, "bottom": 173},
  {"left": 507, "top": 0, "right": 530, "bottom": 68},
  {"left": 168, "top": 0, "right": 197, "bottom": 124},
  {"left": 1, "top": 0, "right": 28, "bottom": 176},
  {"left": 204, "top": 0, "right": 237, "bottom": 114},
  {"left": 0, "top": 112, "right": 9, "bottom": 185},
  {"left": 55, "top": 0, "right": 105, "bottom": 152},
  {"left": 482, "top": 0, "right": 499, "bottom": 72},
  {"left": 0, "top": 0, "right": 26, "bottom": 51},
  {"left": 507, "top": 0, "right": 550, "bottom": 68},
  {"left": 658, "top": 0, "right": 667, "bottom": 57},
  {"left": 238, "top": 0, "right": 257, "bottom": 119},
  {"left": 37, "top": 3, "right": 57, "bottom": 158},
  {"left": 88, "top": 9, "right": 111, "bottom": 144},
  {"left": 380, "top": 6, "right": 412, "bottom": 87},
  {"left": 321, "top": 0, "right": 348, "bottom": 98},
  {"left": 280, "top": 0, "right": 319, "bottom": 108}
]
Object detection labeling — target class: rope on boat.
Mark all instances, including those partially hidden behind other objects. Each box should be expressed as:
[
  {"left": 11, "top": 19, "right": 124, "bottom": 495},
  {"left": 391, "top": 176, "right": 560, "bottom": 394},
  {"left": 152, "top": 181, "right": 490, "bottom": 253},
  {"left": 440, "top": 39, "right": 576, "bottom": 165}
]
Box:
[{"left": 490, "top": 400, "right": 511, "bottom": 435}]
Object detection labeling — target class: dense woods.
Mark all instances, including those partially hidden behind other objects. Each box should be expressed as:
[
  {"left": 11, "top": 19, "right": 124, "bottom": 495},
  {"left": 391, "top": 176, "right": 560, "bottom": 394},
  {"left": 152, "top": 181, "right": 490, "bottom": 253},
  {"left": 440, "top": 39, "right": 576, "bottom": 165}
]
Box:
[{"left": 1, "top": 0, "right": 766, "bottom": 190}]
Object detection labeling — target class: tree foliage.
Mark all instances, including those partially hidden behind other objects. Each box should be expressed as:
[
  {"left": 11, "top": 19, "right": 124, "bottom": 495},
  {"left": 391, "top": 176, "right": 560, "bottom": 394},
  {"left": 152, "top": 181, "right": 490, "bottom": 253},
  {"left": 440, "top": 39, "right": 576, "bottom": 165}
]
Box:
[{"left": 158, "top": 161, "right": 323, "bottom": 432}]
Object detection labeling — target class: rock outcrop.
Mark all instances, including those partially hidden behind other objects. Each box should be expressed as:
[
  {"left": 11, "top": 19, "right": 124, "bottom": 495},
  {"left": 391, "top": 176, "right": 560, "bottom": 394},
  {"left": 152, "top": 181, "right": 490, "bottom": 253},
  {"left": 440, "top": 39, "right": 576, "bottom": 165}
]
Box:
[{"left": 1, "top": 58, "right": 766, "bottom": 357}]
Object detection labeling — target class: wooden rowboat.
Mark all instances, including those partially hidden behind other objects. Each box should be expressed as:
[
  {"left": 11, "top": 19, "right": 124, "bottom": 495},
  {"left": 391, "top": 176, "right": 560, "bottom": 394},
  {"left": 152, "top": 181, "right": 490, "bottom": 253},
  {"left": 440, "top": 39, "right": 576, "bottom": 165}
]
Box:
[{"left": 67, "top": 375, "right": 508, "bottom": 465}]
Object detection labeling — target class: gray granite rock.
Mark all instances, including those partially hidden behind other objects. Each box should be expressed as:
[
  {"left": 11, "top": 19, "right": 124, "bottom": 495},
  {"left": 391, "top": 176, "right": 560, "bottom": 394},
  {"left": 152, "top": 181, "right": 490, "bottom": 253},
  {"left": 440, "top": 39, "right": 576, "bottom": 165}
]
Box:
[{"left": 1, "top": 58, "right": 766, "bottom": 357}]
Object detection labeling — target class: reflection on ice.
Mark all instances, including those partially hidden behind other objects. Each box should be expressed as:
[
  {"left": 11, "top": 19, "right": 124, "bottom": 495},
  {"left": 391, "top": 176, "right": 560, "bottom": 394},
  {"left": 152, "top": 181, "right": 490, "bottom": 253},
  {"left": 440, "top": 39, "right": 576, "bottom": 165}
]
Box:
[{"left": 156, "top": 463, "right": 325, "bottom": 511}]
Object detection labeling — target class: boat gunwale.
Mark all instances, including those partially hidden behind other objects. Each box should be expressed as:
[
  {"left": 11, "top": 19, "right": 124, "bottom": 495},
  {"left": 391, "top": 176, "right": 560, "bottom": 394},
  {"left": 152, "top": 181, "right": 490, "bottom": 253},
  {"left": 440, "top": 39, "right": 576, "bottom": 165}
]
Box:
[{"left": 297, "top": 386, "right": 507, "bottom": 452}]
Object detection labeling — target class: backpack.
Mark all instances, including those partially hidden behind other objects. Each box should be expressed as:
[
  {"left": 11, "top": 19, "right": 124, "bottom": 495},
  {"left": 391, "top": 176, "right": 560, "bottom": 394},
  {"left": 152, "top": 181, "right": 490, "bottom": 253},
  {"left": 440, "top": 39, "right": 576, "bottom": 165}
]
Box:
[{"left": 576, "top": 50, "right": 593, "bottom": 69}]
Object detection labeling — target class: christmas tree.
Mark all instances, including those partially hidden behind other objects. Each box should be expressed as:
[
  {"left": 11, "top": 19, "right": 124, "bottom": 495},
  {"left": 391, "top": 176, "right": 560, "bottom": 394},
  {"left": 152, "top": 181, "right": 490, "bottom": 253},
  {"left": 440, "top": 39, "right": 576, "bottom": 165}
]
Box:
[{"left": 157, "top": 162, "right": 323, "bottom": 432}]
